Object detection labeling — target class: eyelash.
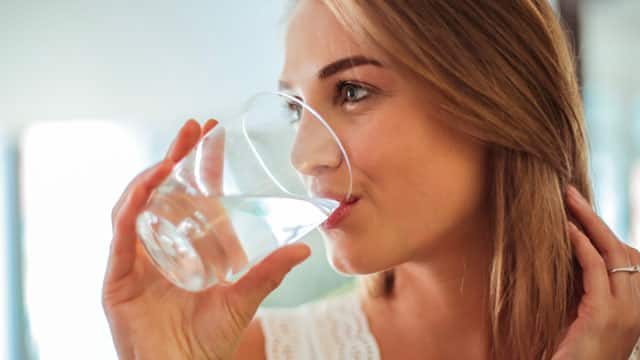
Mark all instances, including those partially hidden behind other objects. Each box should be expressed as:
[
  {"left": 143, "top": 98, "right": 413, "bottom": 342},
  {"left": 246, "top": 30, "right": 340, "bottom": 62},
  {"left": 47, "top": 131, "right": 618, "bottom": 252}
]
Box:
[
  {"left": 286, "top": 81, "right": 378, "bottom": 124},
  {"left": 335, "top": 81, "right": 374, "bottom": 105}
]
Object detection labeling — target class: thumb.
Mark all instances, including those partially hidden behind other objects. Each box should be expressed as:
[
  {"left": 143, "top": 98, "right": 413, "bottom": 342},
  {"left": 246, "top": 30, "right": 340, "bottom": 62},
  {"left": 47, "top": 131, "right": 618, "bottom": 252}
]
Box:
[{"left": 230, "top": 243, "right": 311, "bottom": 317}]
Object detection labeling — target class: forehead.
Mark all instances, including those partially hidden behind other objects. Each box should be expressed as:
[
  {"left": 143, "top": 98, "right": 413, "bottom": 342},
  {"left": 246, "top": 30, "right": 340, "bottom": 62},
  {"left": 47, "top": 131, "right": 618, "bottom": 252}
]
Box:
[{"left": 282, "top": 0, "right": 377, "bottom": 83}]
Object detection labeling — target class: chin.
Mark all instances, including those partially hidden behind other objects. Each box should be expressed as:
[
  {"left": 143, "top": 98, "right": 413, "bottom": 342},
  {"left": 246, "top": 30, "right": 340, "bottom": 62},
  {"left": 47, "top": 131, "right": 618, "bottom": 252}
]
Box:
[
  {"left": 318, "top": 229, "right": 369, "bottom": 274},
  {"left": 327, "top": 253, "right": 360, "bottom": 274},
  {"left": 319, "top": 228, "right": 416, "bottom": 275},
  {"left": 323, "top": 240, "right": 388, "bottom": 275}
]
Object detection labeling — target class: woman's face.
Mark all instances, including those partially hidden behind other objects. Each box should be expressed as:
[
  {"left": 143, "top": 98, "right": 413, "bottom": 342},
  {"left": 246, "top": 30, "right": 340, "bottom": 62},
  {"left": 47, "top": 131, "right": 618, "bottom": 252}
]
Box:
[{"left": 282, "top": 0, "right": 490, "bottom": 274}]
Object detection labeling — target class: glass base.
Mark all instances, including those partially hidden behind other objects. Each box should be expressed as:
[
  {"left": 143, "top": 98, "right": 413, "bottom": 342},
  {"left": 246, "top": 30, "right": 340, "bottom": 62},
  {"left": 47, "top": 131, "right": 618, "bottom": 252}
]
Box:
[{"left": 136, "top": 211, "right": 209, "bottom": 292}]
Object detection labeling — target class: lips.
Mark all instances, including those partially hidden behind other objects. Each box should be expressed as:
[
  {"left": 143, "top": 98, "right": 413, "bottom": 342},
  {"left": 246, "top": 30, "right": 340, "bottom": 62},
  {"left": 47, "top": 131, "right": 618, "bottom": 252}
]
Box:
[
  {"left": 322, "top": 196, "right": 360, "bottom": 229},
  {"left": 344, "top": 195, "right": 359, "bottom": 205}
]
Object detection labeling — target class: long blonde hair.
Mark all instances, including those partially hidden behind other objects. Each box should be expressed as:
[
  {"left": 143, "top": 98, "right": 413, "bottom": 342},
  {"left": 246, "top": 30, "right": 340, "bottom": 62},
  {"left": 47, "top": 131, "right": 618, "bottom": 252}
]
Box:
[{"left": 318, "top": 1, "right": 592, "bottom": 359}]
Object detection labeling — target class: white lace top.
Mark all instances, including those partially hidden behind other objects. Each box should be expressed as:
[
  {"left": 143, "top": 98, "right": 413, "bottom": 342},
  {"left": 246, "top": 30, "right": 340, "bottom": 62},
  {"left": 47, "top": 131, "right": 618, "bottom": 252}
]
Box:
[
  {"left": 258, "top": 292, "right": 640, "bottom": 360},
  {"left": 258, "top": 292, "right": 380, "bottom": 360}
]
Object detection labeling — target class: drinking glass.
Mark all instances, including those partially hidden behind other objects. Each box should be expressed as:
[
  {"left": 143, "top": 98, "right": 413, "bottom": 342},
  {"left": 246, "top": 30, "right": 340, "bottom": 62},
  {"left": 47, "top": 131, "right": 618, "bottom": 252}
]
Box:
[{"left": 136, "top": 91, "right": 352, "bottom": 291}]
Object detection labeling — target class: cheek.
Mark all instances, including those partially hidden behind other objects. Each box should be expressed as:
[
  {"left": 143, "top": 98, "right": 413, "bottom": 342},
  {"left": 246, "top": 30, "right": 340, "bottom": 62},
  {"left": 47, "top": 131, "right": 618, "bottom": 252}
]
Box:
[
  {"left": 399, "top": 144, "right": 488, "bottom": 255},
  {"left": 327, "top": 100, "right": 488, "bottom": 273},
  {"left": 321, "top": 223, "right": 406, "bottom": 275},
  {"left": 348, "top": 114, "right": 488, "bottom": 252}
]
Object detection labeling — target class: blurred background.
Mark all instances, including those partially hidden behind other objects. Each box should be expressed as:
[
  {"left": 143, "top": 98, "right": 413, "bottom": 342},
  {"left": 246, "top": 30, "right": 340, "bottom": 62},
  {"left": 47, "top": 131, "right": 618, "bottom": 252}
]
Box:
[{"left": 1, "top": 0, "right": 639, "bottom": 359}]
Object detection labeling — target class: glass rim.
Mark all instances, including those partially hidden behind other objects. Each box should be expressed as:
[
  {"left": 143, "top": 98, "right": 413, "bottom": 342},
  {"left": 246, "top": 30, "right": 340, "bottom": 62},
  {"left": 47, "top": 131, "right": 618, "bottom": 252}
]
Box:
[{"left": 239, "top": 90, "right": 353, "bottom": 200}]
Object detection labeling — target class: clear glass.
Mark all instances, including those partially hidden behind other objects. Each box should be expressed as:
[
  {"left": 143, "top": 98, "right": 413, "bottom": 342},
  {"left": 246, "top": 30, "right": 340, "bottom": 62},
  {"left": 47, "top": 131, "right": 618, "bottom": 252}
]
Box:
[{"left": 136, "top": 91, "right": 352, "bottom": 292}]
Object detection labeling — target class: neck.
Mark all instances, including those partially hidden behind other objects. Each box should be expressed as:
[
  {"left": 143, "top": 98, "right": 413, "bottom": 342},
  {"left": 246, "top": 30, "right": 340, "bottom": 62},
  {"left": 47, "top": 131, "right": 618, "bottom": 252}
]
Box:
[
  {"left": 367, "top": 213, "right": 494, "bottom": 358},
  {"left": 393, "top": 240, "right": 492, "bottom": 330}
]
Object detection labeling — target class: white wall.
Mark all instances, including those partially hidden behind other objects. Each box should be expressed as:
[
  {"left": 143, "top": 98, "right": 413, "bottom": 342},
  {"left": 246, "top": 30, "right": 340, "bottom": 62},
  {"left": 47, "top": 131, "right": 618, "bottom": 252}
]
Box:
[
  {"left": 0, "top": 0, "right": 287, "bottom": 137},
  {"left": 0, "top": 134, "right": 8, "bottom": 360},
  {"left": 583, "top": 0, "right": 640, "bottom": 98},
  {"left": 582, "top": 0, "right": 640, "bottom": 242}
]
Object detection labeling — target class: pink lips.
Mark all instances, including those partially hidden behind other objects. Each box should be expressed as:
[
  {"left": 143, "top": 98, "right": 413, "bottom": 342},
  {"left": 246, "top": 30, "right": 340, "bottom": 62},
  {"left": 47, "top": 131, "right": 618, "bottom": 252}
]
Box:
[{"left": 322, "top": 197, "right": 359, "bottom": 229}]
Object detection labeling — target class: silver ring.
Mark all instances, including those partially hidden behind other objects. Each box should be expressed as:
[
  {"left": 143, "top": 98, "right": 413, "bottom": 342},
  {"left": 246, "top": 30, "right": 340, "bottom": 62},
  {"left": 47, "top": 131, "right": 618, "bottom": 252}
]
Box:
[{"left": 609, "top": 264, "right": 640, "bottom": 274}]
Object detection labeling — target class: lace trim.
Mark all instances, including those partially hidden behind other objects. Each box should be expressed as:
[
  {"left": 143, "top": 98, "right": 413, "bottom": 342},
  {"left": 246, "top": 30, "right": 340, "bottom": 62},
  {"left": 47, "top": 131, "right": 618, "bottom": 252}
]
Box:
[
  {"left": 258, "top": 306, "right": 310, "bottom": 360},
  {"left": 259, "top": 293, "right": 380, "bottom": 360},
  {"left": 629, "top": 337, "right": 640, "bottom": 360}
]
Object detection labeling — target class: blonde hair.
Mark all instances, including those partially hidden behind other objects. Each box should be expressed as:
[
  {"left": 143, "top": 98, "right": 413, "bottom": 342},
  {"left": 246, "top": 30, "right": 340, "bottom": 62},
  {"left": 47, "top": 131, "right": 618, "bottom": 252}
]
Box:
[{"left": 316, "top": 1, "right": 592, "bottom": 359}]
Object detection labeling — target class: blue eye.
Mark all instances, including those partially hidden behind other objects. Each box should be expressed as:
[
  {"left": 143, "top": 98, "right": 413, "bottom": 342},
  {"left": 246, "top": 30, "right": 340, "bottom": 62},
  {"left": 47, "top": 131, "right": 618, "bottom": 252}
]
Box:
[{"left": 338, "top": 82, "right": 370, "bottom": 104}]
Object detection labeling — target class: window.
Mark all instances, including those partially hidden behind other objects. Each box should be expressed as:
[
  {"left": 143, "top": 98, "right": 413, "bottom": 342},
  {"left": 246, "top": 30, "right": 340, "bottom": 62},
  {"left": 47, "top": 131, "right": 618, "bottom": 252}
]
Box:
[{"left": 21, "top": 121, "right": 149, "bottom": 359}]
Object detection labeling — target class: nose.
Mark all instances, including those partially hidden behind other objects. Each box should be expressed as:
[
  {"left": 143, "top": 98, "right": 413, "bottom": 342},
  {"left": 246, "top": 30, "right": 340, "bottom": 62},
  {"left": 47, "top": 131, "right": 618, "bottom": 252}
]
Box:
[{"left": 290, "top": 109, "right": 343, "bottom": 177}]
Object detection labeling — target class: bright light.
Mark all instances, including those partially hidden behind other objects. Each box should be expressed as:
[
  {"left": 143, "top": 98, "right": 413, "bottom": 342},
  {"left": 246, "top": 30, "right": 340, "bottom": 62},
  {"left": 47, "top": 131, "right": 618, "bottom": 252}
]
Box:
[{"left": 21, "top": 121, "right": 149, "bottom": 360}]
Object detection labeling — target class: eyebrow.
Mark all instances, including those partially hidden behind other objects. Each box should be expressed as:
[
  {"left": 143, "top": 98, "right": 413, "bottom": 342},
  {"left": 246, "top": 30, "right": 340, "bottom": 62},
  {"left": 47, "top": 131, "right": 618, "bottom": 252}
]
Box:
[
  {"left": 279, "top": 55, "right": 383, "bottom": 90},
  {"left": 319, "top": 55, "right": 382, "bottom": 79}
]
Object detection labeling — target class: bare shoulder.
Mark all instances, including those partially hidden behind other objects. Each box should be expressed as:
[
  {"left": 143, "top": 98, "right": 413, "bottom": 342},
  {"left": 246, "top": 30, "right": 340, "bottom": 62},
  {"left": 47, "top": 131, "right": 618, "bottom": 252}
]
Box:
[{"left": 233, "top": 318, "right": 266, "bottom": 360}]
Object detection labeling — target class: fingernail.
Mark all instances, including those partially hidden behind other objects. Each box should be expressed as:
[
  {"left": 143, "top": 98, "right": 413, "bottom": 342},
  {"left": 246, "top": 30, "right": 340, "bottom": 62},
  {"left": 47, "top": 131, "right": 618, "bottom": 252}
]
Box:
[
  {"left": 302, "top": 245, "right": 312, "bottom": 259},
  {"left": 294, "top": 244, "right": 312, "bottom": 262},
  {"left": 203, "top": 119, "right": 219, "bottom": 135}
]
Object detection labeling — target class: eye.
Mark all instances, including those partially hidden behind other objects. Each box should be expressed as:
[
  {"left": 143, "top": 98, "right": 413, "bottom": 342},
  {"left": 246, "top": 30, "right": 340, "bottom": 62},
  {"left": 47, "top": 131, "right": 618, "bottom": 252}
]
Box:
[
  {"left": 337, "top": 81, "right": 370, "bottom": 104},
  {"left": 285, "top": 99, "right": 303, "bottom": 124}
]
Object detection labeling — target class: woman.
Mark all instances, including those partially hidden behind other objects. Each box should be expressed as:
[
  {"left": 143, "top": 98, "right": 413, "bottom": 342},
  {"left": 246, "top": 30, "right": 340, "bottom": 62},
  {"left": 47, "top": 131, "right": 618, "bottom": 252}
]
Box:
[{"left": 103, "top": 1, "right": 640, "bottom": 359}]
